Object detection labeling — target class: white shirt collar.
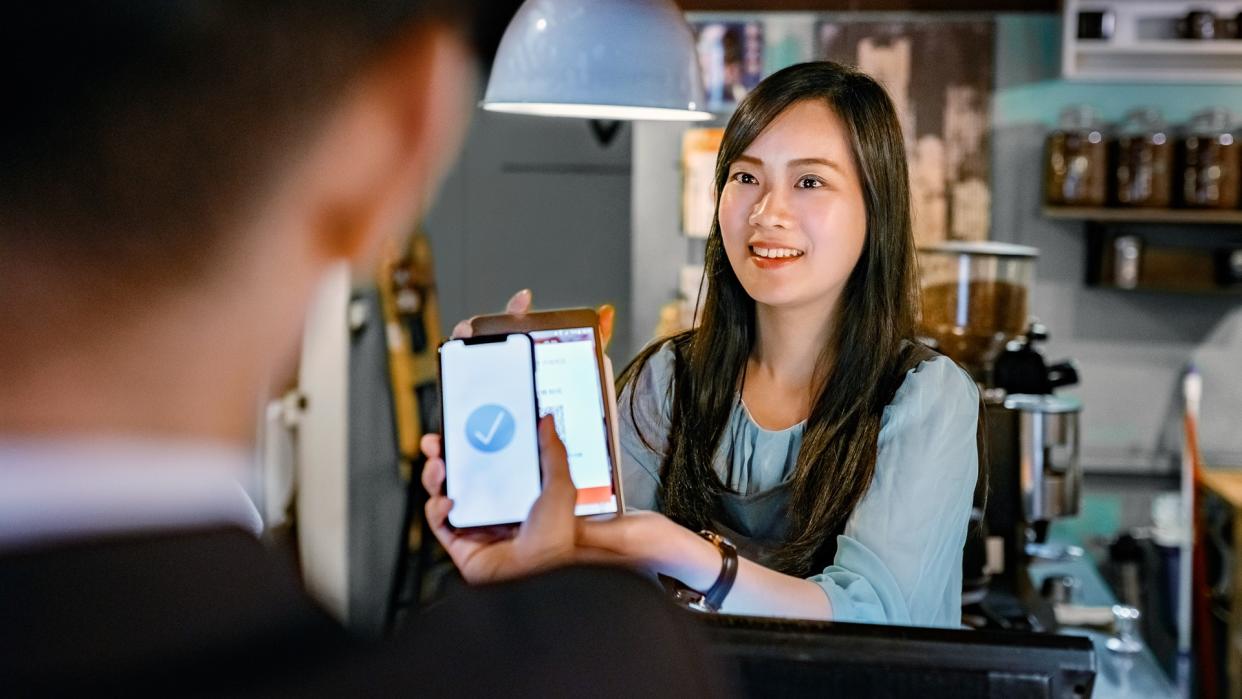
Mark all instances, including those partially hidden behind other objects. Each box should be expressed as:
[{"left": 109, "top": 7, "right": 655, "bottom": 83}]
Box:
[{"left": 0, "top": 436, "right": 263, "bottom": 552}]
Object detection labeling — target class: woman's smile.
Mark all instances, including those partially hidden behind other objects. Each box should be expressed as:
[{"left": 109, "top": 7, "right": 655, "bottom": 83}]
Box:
[{"left": 748, "top": 242, "right": 806, "bottom": 269}]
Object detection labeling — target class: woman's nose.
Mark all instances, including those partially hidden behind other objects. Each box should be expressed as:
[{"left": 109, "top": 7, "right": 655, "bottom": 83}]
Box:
[{"left": 748, "top": 190, "right": 792, "bottom": 229}]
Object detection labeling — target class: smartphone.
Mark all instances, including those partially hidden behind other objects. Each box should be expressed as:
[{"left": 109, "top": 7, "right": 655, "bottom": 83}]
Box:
[
  {"left": 438, "top": 333, "right": 542, "bottom": 530},
  {"left": 473, "top": 308, "right": 624, "bottom": 517}
]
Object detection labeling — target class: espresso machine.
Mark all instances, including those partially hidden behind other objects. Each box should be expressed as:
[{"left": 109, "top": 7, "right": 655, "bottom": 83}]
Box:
[{"left": 917, "top": 241, "right": 1084, "bottom": 631}]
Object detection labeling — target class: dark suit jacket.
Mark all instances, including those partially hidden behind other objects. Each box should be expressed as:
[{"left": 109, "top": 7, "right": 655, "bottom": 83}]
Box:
[{"left": 0, "top": 527, "right": 728, "bottom": 697}]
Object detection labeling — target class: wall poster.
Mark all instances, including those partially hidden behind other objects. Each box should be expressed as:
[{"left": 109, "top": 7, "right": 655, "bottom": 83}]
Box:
[
  {"left": 681, "top": 127, "right": 725, "bottom": 238},
  {"left": 818, "top": 20, "right": 995, "bottom": 245},
  {"left": 690, "top": 20, "right": 765, "bottom": 110}
]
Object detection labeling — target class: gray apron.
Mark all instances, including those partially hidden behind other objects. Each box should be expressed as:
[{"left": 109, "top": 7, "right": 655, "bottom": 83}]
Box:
[
  {"left": 713, "top": 482, "right": 793, "bottom": 570},
  {"left": 700, "top": 342, "right": 946, "bottom": 576}
]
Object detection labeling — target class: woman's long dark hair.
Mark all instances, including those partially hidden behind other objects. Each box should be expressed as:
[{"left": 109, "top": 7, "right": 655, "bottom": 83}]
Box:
[{"left": 620, "top": 61, "right": 925, "bottom": 576}]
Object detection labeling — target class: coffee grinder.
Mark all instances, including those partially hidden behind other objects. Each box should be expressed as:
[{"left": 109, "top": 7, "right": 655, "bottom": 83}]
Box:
[{"left": 917, "top": 241, "right": 1084, "bottom": 631}]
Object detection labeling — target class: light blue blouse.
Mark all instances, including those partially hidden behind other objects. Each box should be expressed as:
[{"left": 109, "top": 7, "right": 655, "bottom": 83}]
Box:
[{"left": 619, "top": 342, "right": 979, "bottom": 628}]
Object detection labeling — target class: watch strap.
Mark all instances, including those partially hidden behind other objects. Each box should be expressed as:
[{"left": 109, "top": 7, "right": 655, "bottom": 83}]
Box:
[{"left": 697, "top": 530, "right": 738, "bottom": 612}]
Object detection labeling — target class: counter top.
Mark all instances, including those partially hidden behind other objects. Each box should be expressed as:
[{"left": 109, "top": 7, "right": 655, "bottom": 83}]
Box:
[
  {"left": 1029, "top": 554, "right": 1177, "bottom": 698},
  {"left": 1200, "top": 469, "right": 1242, "bottom": 510}
]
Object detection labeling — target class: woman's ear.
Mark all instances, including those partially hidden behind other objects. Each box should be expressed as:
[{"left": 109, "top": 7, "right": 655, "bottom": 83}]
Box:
[{"left": 305, "top": 23, "right": 476, "bottom": 268}]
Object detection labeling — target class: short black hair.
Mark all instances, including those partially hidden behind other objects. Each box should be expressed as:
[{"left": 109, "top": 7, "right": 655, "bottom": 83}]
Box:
[{"left": 0, "top": 2, "right": 478, "bottom": 293}]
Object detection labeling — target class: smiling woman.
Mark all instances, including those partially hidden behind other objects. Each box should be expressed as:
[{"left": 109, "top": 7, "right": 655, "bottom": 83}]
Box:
[
  {"left": 719, "top": 100, "right": 866, "bottom": 310},
  {"left": 583, "top": 61, "right": 986, "bottom": 627}
]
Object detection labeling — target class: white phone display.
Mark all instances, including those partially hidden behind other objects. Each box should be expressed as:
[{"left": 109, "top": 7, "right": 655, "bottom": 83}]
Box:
[
  {"left": 439, "top": 334, "right": 541, "bottom": 529},
  {"left": 529, "top": 328, "right": 619, "bottom": 516}
]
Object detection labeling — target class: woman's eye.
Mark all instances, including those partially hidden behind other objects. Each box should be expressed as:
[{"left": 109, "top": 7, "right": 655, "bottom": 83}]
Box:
[
  {"left": 797, "top": 176, "right": 824, "bottom": 189},
  {"left": 731, "top": 172, "right": 757, "bottom": 185}
]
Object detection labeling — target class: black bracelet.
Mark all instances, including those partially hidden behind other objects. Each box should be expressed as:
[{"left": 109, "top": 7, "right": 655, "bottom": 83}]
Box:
[{"left": 692, "top": 530, "right": 738, "bottom": 613}]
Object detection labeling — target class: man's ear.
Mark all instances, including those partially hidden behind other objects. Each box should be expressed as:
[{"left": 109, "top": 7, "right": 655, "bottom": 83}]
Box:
[{"left": 306, "top": 23, "right": 476, "bottom": 268}]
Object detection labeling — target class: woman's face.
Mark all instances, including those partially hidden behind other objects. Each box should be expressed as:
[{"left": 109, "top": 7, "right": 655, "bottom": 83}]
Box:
[{"left": 718, "top": 99, "right": 867, "bottom": 313}]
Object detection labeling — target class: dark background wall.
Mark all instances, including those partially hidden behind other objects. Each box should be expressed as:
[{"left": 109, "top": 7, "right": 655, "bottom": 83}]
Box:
[{"left": 424, "top": 101, "right": 636, "bottom": 362}]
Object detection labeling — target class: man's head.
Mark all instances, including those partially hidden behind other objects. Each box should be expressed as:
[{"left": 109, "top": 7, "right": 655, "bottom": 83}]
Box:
[{"left": 0, "top": 3, "right": 480, "bottom": 440}]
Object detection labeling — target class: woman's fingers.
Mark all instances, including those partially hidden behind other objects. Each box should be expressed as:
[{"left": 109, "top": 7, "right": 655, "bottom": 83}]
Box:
[
  {"left": 449, "top": 289, "right": 531, "bottom": 341},
  {"left": 597, "top": 304, "right": 615, "bottom": 350},
  {"left": 506, "top": 288, "right": 533, "bottom": 315},
  {"left": 451, "top": 318, "right": 473, "bottom": 339}
]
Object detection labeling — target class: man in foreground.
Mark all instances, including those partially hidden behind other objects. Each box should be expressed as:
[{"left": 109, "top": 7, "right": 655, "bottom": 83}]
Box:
[{"left": 0, "top": 3, "right": 723, "bottom": 695}]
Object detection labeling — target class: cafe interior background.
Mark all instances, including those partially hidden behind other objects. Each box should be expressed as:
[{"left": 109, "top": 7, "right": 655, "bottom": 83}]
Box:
[{"left": 261, "top": 1, "right": 1242, "bottom": 696}]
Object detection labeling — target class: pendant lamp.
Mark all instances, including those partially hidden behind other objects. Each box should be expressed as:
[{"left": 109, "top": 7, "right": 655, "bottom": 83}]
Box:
[{"left": 482, "top": 0, "right": 712, "bottom": 122}]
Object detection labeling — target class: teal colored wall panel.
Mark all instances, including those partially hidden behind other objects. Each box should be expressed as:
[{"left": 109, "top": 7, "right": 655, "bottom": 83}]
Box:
[{"left": 994, "top": 15, "right": 1242, "bottom": 128}]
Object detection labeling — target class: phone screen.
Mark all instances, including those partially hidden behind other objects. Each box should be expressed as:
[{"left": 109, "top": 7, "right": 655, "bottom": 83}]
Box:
[
  {"left": 529, "top": 328, "right": 618, "bottom": 516},
  {"left": 439, "top": 334, "right": 541, "bottom": 529}
]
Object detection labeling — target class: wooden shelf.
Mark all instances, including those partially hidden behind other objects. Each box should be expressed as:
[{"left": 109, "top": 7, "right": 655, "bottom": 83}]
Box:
[
  {"left": 1076, "top": 41, "right": 1242, "bottom": 56},
  {"left": 1043, "top": 206, "right": 1242, "bottom": 226},
  {"left": 1203, "top": 470, "right": 1242, "bottom": 510},
  {"left": 1083, "top": 223, "right": 1242, "bottom": 294},
  {"left": 1093, "top": 281, "right": 1242, "bottom": 295},
  {"left": 1063, "top": 0, "right": 1242, "bottom": 82}
]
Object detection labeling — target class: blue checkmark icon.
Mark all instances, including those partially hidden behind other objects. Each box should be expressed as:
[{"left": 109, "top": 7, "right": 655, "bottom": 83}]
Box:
[{"left": 465, "top": 404, "right": 515, "bottom": 453}]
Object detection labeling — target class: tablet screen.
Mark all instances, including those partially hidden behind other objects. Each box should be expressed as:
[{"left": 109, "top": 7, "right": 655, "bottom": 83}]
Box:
[{"left": 529, "top": 328, "right": 618, "bottom": 516}]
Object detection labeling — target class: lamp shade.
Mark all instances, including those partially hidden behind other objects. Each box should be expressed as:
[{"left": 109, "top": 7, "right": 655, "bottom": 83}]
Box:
[{"left": 482, "top": 0, "right": 711, "bottom": 122}]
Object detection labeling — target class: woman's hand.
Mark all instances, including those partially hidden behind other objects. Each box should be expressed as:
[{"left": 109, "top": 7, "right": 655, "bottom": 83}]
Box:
[
  {"left": 421, "top": 417, "right": 578, "bottom": 584},
  {"left": 580, "top": 513, "right": 834, "bottom": 619},
  {"left": 577, "top": 511, "right": 721, "bottom": 592},
  {"left": 450, "top": 289, "right": 533, "bottom": 339},
  {"left": 451, "top": 288, "right": 616, "bottom": 350}
]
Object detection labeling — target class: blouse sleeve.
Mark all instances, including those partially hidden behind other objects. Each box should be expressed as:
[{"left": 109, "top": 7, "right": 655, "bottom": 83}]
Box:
[
  {"left": 808, "top": 356, "right": 979, "bottom": 628},
  {"left": 616, "top": 342, "right": 677, "bottom": 512}
]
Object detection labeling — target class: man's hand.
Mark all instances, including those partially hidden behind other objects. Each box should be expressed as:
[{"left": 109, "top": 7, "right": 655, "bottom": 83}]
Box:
[{"left": 421, "top": 417, "right": 578, "bottom": 584}]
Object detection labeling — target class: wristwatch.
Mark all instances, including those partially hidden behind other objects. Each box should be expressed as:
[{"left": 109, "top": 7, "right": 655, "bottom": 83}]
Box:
[{"left": 680, "top": 530, "right": 738, "bottom": 613}]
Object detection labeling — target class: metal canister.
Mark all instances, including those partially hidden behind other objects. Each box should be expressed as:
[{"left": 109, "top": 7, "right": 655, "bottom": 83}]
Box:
[
  {"left": 1004, "top": 394, "right": 1083, "bottom": 523},
  {"left": 1113, "top": 235, "right": 1142, "bottom": 290}
]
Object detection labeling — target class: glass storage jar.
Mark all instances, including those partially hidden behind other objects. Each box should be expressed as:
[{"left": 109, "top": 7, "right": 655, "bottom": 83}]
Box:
[
  {"left": 1044, "top": 106, "right": 1108, "bottom": 207},
  {"left": 1114, "top": 108, "right": 1173, "bottom": 208},
  {"left": 1179, "top": 108, "right": 1240, "bottom": 210}
]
